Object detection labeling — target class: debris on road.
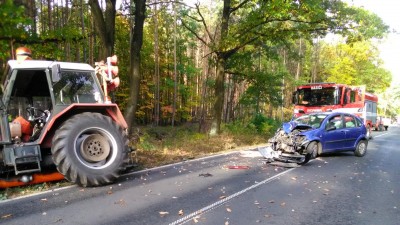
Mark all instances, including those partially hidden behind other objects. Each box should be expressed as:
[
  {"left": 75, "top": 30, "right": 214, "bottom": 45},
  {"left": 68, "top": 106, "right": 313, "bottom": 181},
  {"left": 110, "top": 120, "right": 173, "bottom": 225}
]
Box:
[{"left": 199, "top": 173, "right": 213, "bottom": 177}]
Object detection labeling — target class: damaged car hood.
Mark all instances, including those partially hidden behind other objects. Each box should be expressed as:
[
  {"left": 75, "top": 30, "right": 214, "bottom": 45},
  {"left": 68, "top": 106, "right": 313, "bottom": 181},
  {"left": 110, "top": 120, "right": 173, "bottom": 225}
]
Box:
[{"left": 282, "top": 121, "right": 313, "bottom": 134}]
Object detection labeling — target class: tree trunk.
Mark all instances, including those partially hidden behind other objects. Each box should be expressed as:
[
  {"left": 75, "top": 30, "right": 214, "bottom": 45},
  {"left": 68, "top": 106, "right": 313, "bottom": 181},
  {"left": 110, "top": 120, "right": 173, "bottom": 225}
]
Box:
[
  {"left": 124, "top": 0, "right": 146, "bottom": 135},
  {"left": 88, "top": 0, "right": 116, "bottom": 60},
  {"left": 211, "top": 0, "right": 231, "bottom": 135},
  {"left": 153, "top": 2, "right": 160, "bottom": 126},
  {"left": 172, "top": 2, "right": 177, "bottom": 127}
]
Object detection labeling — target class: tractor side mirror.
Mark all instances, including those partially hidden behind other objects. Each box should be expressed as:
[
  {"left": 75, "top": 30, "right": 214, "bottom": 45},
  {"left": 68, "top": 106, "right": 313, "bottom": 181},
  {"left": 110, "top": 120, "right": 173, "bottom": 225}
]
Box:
[{"left": 52, "top": 64, "right": 61, "bottom": 82}]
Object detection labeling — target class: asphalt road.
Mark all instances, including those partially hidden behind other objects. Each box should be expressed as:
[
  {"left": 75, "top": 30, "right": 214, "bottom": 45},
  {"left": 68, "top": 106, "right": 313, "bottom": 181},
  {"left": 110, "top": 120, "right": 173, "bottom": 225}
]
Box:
[{"left": 1, "top": 127, "right": 399, "bottom": 225}]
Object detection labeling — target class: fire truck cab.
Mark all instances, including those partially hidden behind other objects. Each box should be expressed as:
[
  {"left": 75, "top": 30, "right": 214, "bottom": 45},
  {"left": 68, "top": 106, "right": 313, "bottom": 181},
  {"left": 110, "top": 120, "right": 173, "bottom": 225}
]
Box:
[{"left": 292, "top": 83, "right": 377, "bottom": 138}]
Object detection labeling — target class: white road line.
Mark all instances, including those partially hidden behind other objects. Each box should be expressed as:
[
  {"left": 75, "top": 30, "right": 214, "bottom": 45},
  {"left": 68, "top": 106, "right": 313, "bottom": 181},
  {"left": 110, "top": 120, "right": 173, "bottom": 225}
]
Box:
[
  {"left": 168, "top": 168, "right": 296, "bottom": 225},
  {"left": 0, "top": 185, "right": 75, "bottom": 204},
  {"left": 372, "top": 132, "right": 388, "bottom": 138}
]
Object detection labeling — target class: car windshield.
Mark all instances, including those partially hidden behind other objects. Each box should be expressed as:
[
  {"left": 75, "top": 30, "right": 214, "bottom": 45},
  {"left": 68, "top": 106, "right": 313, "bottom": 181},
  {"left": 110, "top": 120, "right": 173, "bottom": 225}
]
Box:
[{"left": 293, "top": 114, "right": 328, "bottom": 128}]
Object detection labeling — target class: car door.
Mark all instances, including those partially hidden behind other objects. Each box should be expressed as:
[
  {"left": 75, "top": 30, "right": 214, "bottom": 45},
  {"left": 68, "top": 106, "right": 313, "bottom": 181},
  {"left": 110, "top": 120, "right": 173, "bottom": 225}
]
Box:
[
  {"left": 343, "top": 114, "right": 362, "bottom": 149},
  {"left": 321, "top": 114, "right": 346, "bottom": 152}
]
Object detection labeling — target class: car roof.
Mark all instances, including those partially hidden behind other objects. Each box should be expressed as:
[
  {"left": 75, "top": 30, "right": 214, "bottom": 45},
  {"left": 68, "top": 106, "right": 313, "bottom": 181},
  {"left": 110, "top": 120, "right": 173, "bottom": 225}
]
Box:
[
  {"left": 8, "top": 60, "right": 95, "bottom": 71},
  {"left": 302, "top": 112, "right": 359, "bottom": 118}
]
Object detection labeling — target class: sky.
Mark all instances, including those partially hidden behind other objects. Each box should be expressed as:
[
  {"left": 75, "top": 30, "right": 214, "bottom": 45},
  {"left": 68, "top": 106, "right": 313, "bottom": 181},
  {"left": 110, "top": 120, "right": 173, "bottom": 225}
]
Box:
[{"left": 348, "top": 0, "right": 400, "bottom": 84}]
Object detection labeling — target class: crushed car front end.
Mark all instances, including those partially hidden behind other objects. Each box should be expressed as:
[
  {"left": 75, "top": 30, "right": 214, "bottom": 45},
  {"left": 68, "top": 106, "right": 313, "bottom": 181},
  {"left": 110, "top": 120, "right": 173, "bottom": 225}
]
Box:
[
  {"left": 265, "top": 121, "right": 314, "bottom": 164},
  {"left": 260, "top": 113, "right": 329, "bottom": 165}
]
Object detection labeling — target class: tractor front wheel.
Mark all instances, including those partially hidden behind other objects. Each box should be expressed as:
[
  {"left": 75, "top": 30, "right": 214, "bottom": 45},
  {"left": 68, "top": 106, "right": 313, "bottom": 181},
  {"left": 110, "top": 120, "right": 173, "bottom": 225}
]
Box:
[{"left": 52, "top": 112, "right": 129, "bottom": 187}]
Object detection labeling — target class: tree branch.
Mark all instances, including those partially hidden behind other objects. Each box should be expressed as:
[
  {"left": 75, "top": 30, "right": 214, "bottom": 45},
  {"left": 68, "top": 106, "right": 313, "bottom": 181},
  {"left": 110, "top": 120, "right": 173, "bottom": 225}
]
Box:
[
  {"left": 195, "top": 3, "right": 214, "bottom": 43},
  {"left": 230, "top": 0, "right": 251, "bottom": 14}
]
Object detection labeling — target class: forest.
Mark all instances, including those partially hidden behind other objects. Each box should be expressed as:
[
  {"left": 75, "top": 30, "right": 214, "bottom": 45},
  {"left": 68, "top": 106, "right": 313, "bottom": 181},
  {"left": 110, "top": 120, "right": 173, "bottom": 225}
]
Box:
[{"left": 0, "top": 0, "right": 396, "bottom": 137}]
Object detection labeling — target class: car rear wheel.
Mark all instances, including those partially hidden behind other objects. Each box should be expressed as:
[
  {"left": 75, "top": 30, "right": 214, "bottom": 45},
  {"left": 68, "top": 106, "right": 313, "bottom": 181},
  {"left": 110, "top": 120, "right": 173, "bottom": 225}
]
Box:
[
  {"left": 354, "top": 140, "right": 367, "bottom": 157},
  {"left": 52, "top": 112, "right": 129, "bottom": 187}
]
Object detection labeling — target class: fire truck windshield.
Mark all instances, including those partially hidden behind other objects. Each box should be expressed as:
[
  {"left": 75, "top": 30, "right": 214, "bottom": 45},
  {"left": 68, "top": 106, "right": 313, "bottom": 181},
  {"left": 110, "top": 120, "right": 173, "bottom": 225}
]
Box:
[{"left": 296, "top": 87, "right": 338, "bottom": 106}]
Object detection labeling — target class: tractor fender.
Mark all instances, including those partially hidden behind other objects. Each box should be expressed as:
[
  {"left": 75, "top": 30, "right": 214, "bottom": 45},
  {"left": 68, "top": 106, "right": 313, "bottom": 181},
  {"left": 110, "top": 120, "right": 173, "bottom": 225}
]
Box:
[{"left": 38, "top": 103, "right": 127, "bottom": 147}]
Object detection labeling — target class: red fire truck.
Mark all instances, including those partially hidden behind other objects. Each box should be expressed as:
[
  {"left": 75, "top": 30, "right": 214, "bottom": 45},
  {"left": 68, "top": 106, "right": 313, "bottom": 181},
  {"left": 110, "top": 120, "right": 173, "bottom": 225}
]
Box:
[{"left": 292, "top": 83, "right": 378, "bottom": 137}]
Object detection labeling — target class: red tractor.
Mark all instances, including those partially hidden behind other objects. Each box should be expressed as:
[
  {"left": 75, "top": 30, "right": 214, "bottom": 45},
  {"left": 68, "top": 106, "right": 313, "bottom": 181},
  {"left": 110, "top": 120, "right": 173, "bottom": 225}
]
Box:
[{"left": 0, "top": 58, "right": 130, "bottom": 188}]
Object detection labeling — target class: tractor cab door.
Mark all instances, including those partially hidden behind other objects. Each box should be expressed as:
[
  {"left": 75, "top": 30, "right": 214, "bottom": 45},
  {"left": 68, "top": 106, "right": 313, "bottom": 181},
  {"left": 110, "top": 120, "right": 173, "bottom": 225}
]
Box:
[
  {"left": 3, "top": 66, "right": 52, "bottom": 143},
  {"left": 0, "top": 97, "right": 12, "bottom": 144}
]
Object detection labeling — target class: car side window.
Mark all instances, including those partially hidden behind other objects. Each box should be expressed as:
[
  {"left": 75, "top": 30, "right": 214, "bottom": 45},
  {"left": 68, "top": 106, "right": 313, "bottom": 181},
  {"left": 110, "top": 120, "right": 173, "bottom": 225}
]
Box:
[
  {"left": 327, "top": 115, "right": 343, "bottom": 130},
  {"left": 354, "top": 117, "right": 363, "bottom": 127},
  {"left": 344, "top": 115, "right": 356, "bottom": 128}
]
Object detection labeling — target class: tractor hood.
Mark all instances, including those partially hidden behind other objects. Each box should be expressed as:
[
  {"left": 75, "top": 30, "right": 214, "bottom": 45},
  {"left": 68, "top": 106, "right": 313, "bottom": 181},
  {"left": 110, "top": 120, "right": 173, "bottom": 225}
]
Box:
[{"left": 282, "top": 121, "right": 313, "bottom": 134}]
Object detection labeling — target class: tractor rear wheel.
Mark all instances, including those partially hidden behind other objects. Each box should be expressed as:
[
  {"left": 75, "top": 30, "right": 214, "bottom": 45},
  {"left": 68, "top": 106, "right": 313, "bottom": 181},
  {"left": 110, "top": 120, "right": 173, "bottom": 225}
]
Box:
[{"left": 52, "top": 112, "right": 129, "bottom": 187}]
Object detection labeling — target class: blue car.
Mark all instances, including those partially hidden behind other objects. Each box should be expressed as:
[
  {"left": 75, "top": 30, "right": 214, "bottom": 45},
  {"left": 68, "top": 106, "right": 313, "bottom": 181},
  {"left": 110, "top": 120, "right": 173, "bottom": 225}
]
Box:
[{"left": 266, "top": 112, "right": 368, "bottom": 165}]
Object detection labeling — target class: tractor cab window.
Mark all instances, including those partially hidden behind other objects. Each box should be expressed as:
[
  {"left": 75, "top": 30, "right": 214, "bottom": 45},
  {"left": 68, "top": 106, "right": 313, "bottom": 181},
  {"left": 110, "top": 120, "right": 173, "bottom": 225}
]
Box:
[{"left": 53, "top": 70, "right": 103, "bottom": 105}]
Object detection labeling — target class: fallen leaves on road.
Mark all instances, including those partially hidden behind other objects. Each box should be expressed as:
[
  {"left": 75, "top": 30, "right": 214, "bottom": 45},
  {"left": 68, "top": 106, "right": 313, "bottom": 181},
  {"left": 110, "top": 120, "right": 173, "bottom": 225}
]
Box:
[
  {"left": 226, "top": 165, "right": 250, "bottom": 169},
  {"left": 193, "top": 216, "right": 200, "bottom": 223},
  {"left": 107, "top": 187, "right": 113, "bottom": 195},
  {"left": 1, "top": 214, "right": 12, "bottom": 219},
  {"left": 114, "top": 199, "right": 126, "bottom": 206},
  {"left": 159, "top": 211, "right": 169, "bottom": 217}
]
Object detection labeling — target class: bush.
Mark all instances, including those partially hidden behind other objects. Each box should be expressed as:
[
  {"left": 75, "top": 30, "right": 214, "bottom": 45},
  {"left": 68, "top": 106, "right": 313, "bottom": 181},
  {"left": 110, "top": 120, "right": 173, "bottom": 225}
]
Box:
[
  {"left": 224, "top": 121, "right": 258, "bottom": 135},
  {"left": 250, "top": 113, "right": 281, "bottom": 135}
]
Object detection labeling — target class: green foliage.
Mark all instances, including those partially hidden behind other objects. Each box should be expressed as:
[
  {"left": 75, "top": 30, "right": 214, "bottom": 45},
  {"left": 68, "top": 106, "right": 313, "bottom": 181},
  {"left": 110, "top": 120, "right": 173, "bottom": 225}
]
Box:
[
  {"left": 0, "top": 0, "right": 32, "bottom": 59},
  {"left": 224, "top": 121, "right": 257, "bottom": 135},
  {"left": 224, "top": 113, "right": 280, "bottom": 137},
  {"left": 249, "top": 113, "right": 281, "bottom": 135},
  {"left": 137, "top": 132, "right": 158, "bottom": 151},
  {"left": 319, "top": 40, "right": 392, "bottom": 92},
  {"left": 0, "top": 0, "right": 32, "bottom": 37},
  {"left": 0, "top": 191, "right": 7, "bottom": 200}
]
